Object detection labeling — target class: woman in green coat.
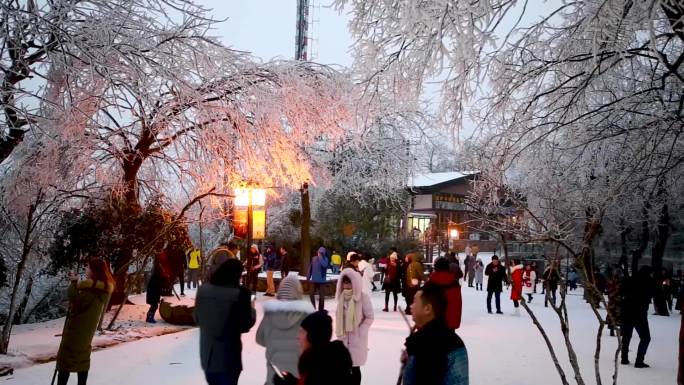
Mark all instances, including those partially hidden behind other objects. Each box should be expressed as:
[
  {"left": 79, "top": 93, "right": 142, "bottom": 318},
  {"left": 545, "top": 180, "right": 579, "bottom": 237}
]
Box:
[{"left": 56, "top": 258, "right": 115, "bottom": 385}]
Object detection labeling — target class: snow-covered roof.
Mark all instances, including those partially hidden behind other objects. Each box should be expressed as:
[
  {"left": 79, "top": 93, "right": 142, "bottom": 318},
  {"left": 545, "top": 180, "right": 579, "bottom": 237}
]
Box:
[{"left": 408, "top": 171, "right": 478, "bottom": 188}]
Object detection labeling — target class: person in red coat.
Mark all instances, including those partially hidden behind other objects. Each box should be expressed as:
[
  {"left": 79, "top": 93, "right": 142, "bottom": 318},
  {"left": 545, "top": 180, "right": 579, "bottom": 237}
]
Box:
[
  {"left": 510, "top": 259, "right": 524, "bottom": 316},
  {"left": 427, "top": 257, "right": 462, "bottom": 330}
]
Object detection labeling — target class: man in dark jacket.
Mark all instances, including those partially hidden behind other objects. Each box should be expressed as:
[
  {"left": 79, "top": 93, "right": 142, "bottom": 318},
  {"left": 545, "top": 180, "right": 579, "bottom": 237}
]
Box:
[
  {"left": 620, "top": 265, "right": 655, "bottom": 368},
  {"left": 542, "top": 262, "right": 561, "bottom": 307},
  {"left": 194, "top": 259, "right": 256, "bottom": 385},
  {"left": 402, "top": 283, "right": 468, "bottom": 385},
  {"left": 279, "top": 246, "right": 291, "bottom": 278},
  {"left": 485, "top": 255, "right": 507, "bottom": 314}
]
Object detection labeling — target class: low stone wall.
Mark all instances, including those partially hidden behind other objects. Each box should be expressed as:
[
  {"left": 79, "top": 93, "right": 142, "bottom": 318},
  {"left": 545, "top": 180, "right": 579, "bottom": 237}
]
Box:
[{"left": 254, "top": 276, "right": 338, "bottom": 297}]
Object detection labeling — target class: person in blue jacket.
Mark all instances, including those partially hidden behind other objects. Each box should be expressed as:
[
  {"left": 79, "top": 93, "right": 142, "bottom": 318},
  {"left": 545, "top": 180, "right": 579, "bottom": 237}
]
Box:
[{"left": 308, "top": 247, "right": 329, "bottom": 311}]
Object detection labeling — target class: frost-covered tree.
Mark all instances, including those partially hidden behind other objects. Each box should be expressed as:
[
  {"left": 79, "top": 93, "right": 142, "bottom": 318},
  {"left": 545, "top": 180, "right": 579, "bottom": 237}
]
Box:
[{"left": 0, "top": 0, "right": 220, "bottom": 165}]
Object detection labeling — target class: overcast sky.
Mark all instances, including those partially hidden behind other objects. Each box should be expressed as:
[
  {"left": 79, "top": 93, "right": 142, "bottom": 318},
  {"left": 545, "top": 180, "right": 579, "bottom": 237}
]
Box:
[{"left": 197, "top": 1, "right": 353, "bottom": 67}]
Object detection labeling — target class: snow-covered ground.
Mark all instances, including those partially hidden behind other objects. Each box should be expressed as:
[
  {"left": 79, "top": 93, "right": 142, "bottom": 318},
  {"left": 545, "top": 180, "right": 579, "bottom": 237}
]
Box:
[
  {"left": 0, "top": 291, "right": 195, "bottom": 369},
  {"left": 3, "top": 282, "right": 679, "bottom": 385}
]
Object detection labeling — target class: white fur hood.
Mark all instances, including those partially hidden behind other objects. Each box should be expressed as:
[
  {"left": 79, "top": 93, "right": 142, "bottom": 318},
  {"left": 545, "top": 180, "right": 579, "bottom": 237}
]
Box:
[
  {"left": 262, "top": 299, "right": 315, "bottom": 314},
  {"left": 261, "top": 299, "right": 315, "bottom": 330}
]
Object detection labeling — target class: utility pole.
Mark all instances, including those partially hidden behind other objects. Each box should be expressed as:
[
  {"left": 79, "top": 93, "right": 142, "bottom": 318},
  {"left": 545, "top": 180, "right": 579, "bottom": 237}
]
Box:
[{"left": 296, "top": 0, "right": 311, "bottom": 275}]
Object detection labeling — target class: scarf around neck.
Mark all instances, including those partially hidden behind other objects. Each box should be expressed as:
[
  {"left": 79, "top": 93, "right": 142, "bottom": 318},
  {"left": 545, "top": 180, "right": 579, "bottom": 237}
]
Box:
[{"left": 336, "top": 289, "right": 358, "bottom": 337}]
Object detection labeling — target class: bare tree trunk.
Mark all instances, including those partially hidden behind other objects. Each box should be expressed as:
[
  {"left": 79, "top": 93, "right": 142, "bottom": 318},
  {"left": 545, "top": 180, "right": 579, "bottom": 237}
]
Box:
[
  {"left": 678, "top": 306, "right": 683, "bottom": 385},
  {"left": 652, "top": 199, "right": 670, "bottom": 316},
  {"left": 12, "top": 275, "right": 34, "bottom": 324},
  {"left": 0, "top": 204, "right": 36, "bottom": 354},
  {"left": 299, "top": 182, "right": 311, "bottom": 276},
  {"left": 520, "top": 299, "right": 571, "bottom": 385},
  {"left": 631, "top": 203, "right": 650, "bottom": 275},
  {"left": 619, "top": 220, "right": 630, "bottom": 275}
]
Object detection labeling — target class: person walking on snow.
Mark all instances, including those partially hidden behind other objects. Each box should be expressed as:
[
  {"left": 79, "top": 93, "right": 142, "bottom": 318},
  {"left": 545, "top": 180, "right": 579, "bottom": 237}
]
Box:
[
  {"left": 279, "top": 246, "right": 291, "bottom": 278},
  {"left": 264, "top": 246, "right": 279, "bottom": 297},
  {"left": 330, "top": 250, "right": 342, "bottom": 274},
  {"left": 194, "top": 259, "right": 256, "bottom": 385},
  {"left": 186, "top": 246, "right": 202, "bottom": 289},
  {"left": 510, "top": 259, "right": 524, "bottom": 316},
  {"left": 427, "top": 257, "right": 462, "bottom": 330},
  {"left": 56, "top": 259, "right": 115, "bottom": 385},
  {"left": 620, "top": 265, "right": 655, "bottom": 368},
  {"left": 522, "top": 264, "right": 536, "bottom": 303},
  {"left": 542, "top": 262, "right": 561, "bottom": 307},
  {"left": 256, "top": 274, "right": 314, "bottom": 385},
  {"left": 335, "top": 268, "right": 374, "bottom": 385},
  {"left": 382, "top": 251, "right": 402, "bottom": 312},
  {"left": 168, "top": 242, "right": 188, "bottom": 296},
  {"left": 244, "top": 244, "right": 263, "bottom": 294},
  {"left": 146, "top": 253, "right": 170, "bottom": 323},
  {"left": 307, "top": 247, "right": 329, "bottom": 310},
  {"left": 357, "top": 256, "right": 374, "bottom": 295},
  {"left": 474, "top": 259, "right": 484, "bottom": 291},
  {"left": 485, "top": 255, "right": 507, "bottom": 314},
  {"left": 404, "top": 253, "right": 424, "bottom": 315}
]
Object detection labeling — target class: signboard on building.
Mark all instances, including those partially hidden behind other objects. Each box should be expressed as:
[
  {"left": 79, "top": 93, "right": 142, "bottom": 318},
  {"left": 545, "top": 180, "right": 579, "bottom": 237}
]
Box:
[{"left": 433, "top": 193, "right": 468, "bottom": 211}]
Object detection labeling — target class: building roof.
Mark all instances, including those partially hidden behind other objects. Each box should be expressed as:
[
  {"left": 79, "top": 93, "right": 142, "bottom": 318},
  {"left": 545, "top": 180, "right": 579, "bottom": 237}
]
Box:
[{"left": 407, "top": 171, "right": 478, "bottom": 188}]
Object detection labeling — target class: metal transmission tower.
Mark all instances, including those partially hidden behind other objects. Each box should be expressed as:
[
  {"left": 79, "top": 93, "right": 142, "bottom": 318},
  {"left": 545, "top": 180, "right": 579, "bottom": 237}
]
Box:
[
  {"left": 295, "top": 0, "right": 309, "bottom": 61},
  {"left": 295, "top": 0, "right": 319, "bottom": 61}
]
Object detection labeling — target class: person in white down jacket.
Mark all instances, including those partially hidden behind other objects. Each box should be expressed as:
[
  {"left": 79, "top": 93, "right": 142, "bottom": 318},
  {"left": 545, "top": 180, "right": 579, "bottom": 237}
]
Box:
[{"left": 256, "top": 274, "right": 315, "bottom": 385}]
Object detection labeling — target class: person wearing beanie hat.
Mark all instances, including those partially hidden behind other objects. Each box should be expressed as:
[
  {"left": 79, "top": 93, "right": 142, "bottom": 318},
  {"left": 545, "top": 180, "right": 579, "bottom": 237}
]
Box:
[
  {"left": 307, "top": 247, "right": 329, "bottom": 311},
  {"left": 257, "top": 275, "right": 314, "bottom": 385},
  {"left": 274, "top": 311, "right": 353, "bottom": 385}
]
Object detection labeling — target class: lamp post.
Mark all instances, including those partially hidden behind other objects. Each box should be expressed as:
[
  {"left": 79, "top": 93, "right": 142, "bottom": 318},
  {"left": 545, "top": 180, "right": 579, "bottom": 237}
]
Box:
[
  {"left": 448, "top": 223, "right": 459, "bottom": 253},
  {"left": 234, "top": 183, "right": 267, "bottom": 249}
]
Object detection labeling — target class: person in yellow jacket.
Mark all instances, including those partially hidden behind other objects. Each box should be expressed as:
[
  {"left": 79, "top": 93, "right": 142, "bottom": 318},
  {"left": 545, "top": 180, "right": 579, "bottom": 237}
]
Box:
[
  {"left": 331, "top": 250, "right": 342, "bottom": 274},
  {"left": 186, "top": 247, "right": 202, "bottom": 289}
]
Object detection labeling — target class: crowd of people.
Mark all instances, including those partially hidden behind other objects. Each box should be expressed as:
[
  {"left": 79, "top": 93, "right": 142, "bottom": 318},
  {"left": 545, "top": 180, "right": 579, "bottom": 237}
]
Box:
[{"left": 54, "top": 241, "right": 683, "bottom": 385}]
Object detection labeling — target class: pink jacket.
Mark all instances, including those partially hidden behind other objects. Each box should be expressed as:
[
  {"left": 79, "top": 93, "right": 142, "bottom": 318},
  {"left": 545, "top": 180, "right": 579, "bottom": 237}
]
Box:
[{"left": 335, "top": 268, "right": 374, "bottom": 366}]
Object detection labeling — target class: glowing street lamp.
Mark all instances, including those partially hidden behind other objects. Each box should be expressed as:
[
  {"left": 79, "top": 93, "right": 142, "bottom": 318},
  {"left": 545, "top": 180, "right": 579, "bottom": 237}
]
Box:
[
  {"left": 233, "top": 183, "right": 267, "bottom": 247},
  {"left": 449, "top": 228, "right": 459, "bottom": 239}
]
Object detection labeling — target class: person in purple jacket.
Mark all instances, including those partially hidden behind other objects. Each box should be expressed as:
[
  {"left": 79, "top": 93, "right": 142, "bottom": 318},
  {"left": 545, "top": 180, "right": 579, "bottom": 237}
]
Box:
[{"left": 307, "top": 247, "right": 329, "bottom": 311}]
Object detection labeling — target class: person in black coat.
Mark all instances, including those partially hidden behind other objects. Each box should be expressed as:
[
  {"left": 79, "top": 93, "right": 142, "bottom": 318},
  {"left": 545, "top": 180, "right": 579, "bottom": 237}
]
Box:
[
  {"left": 279, "top": 247, "right": 291, "bottom": 278},
  {"left": 146, "top": 254, "right": 170, "bottom": 323},
  {"left": 194, "top": 259, "right": 256, "bottom": 385},
  {"left": 485, "top": 255, "right": 507, "bottom": 314},
  {"left": 620, "top": 265, "right": 655, "bottom": 368}
]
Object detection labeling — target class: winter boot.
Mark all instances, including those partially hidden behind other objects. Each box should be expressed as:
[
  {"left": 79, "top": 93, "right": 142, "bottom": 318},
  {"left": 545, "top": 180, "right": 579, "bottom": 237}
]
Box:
[
  {"left": 382, "top": 307, "right": 389, "bottom": 312},
  {"left": 634, "top": 362, "right": 650, "bottom": 368},
  {"left": 146, "top": 312, "right": 156, "bottom": 324}
]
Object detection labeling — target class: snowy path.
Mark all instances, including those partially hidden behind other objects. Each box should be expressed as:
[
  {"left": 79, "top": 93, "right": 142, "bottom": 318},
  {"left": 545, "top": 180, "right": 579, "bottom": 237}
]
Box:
[{"left": 5, "top": 284, "right": 679, "bottom": 385}]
